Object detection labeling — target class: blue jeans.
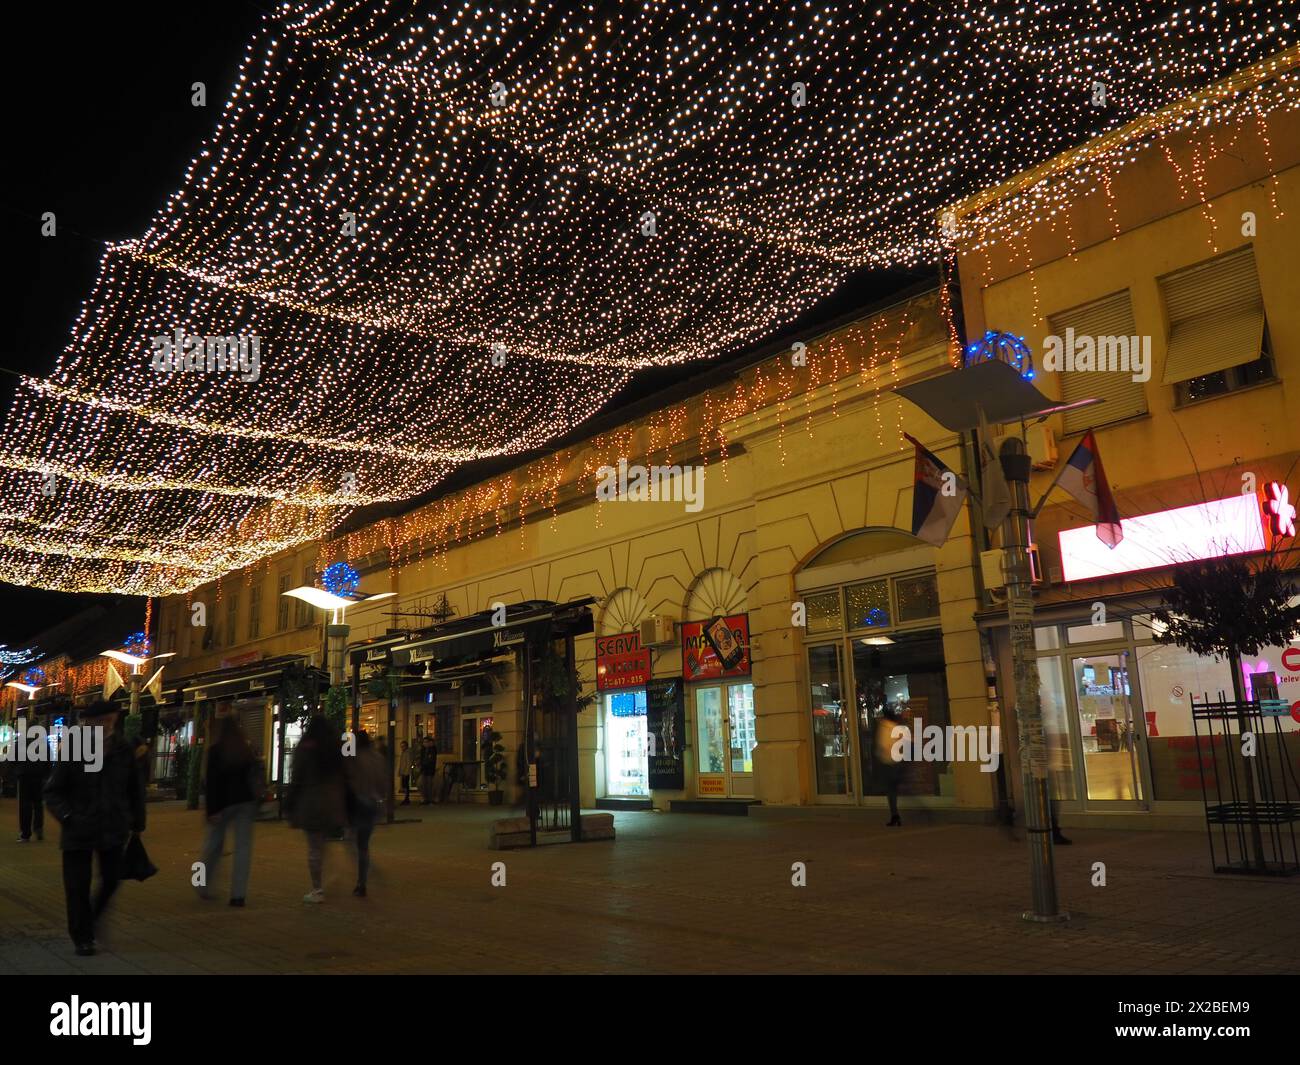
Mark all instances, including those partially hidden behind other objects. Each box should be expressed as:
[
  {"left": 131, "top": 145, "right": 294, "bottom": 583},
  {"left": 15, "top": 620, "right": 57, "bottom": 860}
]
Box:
[{"left": 198, "top": 800, "right": 256, "bottom": 900}]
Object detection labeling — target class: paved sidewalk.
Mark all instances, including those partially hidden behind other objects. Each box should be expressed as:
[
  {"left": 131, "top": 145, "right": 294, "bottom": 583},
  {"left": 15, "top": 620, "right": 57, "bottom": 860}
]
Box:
[{"left": 0, "top": 798, "right": 1296, "bottom": 975}]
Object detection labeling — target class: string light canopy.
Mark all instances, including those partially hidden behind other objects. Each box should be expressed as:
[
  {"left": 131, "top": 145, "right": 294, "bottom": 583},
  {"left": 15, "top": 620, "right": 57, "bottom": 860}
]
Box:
[{"left": 1, "top": 1, "right": 1295, "bottom": 595}]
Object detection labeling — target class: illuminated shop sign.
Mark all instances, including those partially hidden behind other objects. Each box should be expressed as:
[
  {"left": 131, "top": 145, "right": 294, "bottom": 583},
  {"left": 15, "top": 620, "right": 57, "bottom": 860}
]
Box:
[
  {"left": 1059, "top": 493, "right": 1271, "bottom": 582},
  {"left": 595, "top": 632, "right": 651, "bottom": 692},
  {"left": 681, "top": 614, "right": 751, "bottom": 680}
]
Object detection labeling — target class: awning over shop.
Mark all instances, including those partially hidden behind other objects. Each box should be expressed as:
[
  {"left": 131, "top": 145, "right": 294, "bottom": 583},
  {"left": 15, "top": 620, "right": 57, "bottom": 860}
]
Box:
[
  {"left": 387, "top": 599, "right": 595, "bottom": 669},
  {"left": 181, "top": 655, "right": 327, "bottom": 705}
]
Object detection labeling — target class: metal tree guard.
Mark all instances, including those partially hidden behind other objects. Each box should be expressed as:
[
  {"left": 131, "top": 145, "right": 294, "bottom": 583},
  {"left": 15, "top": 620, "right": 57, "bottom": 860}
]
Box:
[{"left": 1191, "top": 690, "right": 1300, "bottom": 875}]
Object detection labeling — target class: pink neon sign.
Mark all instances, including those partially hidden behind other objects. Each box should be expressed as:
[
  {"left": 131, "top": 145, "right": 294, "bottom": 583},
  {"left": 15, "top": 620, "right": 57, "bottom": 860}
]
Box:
[{"left": 1058, "top": 494, "right": 1267, "bottom": 582}]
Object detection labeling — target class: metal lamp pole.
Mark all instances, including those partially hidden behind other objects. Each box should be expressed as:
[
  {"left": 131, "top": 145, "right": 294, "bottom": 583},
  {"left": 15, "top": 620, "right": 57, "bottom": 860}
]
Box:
[{"left": 999, "top": 434, "right": 1067, "bottom": 922}]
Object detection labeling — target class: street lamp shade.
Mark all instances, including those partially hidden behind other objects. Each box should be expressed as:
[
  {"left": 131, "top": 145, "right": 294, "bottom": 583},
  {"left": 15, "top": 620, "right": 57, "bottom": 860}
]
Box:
[{"left": 283, "top": 586, "right": 396, "bottom": 611}]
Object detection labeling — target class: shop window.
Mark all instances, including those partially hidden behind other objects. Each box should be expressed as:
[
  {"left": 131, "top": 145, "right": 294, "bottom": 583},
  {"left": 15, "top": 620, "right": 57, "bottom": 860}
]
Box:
[
  {"left": 1034, "top": 625, "right": 1062, "bottom": 651},
  {"left": 846, "top": 580, "right": 891, "bottom": 631},
  {"left": 1036, "top": 658, "right": 1077, "bottom": 800},
  {"left": 604, "top": 690, "right": 649, "bottom": 797},
  {"left": 855, "top": 632, "right": 953, "bottom": 799},
  {"left": 804, "top": 590, "right": 842, "bottom": 634},
  {"left": 1065, "top": 620, "right": 1125, "bottom": 644},
  {"left": 808, "top": 643, "right": 849, "bottom": 796},
  {"left": 894, "top": 573, "right": 939, "bottom": 623}
]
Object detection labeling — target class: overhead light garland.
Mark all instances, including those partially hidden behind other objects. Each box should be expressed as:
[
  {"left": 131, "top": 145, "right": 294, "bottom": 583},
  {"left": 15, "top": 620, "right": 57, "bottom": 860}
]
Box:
[{"left": 0, "top": 1, "right": 1294, "bottom": 595}]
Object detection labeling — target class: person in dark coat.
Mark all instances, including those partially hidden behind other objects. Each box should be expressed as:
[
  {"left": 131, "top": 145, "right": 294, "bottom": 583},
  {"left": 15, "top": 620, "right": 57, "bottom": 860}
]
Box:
[
  {"left": 197, "top": 715, "right": 260, "bottom": 906},
  {"left": 44, "top": 700, "right": 146, "bottom": 956},
  {"left": 419, "top": 735, "right": 438, "bottom": 804},
  {"left": 286, "top": 715, "right": 347, "bottom": 903},
  {"left": 17, "top": 750, "right": 51, "bottom": 842},
  {"left": 346, "top": 730, "right": 386, "bottom": 898}
]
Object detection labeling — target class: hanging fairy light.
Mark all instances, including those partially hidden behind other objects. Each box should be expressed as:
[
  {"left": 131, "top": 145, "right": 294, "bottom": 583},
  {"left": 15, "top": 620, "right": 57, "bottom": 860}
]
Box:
[{"left": 0, "top": 1, "right": 1294, "bottom": 595}]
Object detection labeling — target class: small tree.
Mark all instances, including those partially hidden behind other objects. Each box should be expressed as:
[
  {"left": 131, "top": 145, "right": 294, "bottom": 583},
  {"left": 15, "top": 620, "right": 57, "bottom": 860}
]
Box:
[
  {"left": 322, "top": 686, "right": 349, "bottom": 733},
  {"left": 482, "top": 728, "right": 508, "bottom": 792},
  {"left": 1152, "top": 551, "right": 1300, "bottom": 871},
  {"left": 1150, "top": 553, "right": 1300, "bottom": 667}
]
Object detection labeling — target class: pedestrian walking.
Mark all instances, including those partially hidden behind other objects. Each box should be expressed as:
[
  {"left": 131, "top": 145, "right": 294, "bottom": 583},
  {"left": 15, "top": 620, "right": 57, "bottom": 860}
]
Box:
[
  {"left": 196, "top": 715, "right": 260, "bottom": 907},
  {"left": 17, "top": 749, "right": 51, "bottom": 842},
  {"left": 346, "top": 730, "right": 386, "bottom": 897},
  {"left": 418, "top": 735, "right": 438, "bottom": 805},
  {"left": 286, "top": 715, "right": 347, "bottom": 903},
  {"left": 874, "top": 707, "right": 910, "bottom": 828},
  {"left": 398, "top": 739, "right": 412, "bottom": 805},
  {"left": 44, "top": 700, "right": 147, "bottom": 956}
]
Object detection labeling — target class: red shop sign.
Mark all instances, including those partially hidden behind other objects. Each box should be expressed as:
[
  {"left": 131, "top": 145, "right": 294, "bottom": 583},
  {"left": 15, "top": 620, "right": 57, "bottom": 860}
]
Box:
[
  {"left": 595, "top": 631, "right": 651, "bottom": 692},
  {"left": 681, "top": 614, "right": 751, "bottom": 680}
]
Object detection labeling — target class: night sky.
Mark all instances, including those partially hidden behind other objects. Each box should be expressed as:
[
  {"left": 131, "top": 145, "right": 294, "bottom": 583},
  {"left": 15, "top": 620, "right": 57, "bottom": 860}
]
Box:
[{"left": 0, "top": 3, "right": 921, "bottom": 647}]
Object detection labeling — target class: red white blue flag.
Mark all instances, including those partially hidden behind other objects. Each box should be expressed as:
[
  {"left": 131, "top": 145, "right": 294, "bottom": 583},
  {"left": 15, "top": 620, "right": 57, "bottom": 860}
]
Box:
[
  {"left": 1057, "top": 430, "right": 1122, "bottom": 547},
  {"left": 904, "top": 433, "right": 968, "bottom": 547}
]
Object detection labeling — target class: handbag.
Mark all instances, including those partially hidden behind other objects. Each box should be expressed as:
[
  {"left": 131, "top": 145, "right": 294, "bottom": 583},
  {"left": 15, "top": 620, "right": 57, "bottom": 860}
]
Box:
[{"left": 121, "top": 832, "right": 158, "bottom": 882}]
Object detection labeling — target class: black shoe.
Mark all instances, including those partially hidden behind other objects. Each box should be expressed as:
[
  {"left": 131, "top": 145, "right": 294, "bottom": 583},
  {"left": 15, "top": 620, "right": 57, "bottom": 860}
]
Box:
[
  {"left": 886, "top": 816, "right": 902, "bottom": 827},
  {"left": 16, "top": 836, "right": 29, "bottom": 843},
  {"left": 352, "top": 885, "right": 366, "bottom": 898},
  {"left": 1053, "top": 833, "right": 1072, "bottom": 845},
  {"left": 400, "top": 799, "right": 410, "bottom": 806},
  {"left": 229, "top": 898, "right": 246, "bottom": 907},
  {"left": 75, "top": 942, "right": 96, "bottom": 957}
]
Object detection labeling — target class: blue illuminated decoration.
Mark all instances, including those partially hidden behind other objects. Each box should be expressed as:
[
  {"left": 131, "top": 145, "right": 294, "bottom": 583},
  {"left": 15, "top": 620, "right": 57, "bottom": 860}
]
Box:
[
  {"left": 21, "top": 667, "right": 46, "bottom": 687},
  {"left": 322, "top": 562, "right": 361, "bottom": 597},
  {"left": 963, "top": 330, "right": 1035, "bottom": 380},
  {"left": 123, "top": 631, "right": 152, "bottom": 657},
  {"left": 862, "top": 607, "right": 889, "bottom": 628}
]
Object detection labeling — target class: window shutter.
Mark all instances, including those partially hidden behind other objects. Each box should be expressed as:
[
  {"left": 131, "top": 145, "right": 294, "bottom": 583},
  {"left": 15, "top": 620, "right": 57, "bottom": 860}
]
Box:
[
  {"left": 1159, "top": 246, "right": 1265, "bottom": 385},
  {"left": 1047, "top": 290, "right": 1147, "bottom": 434}
]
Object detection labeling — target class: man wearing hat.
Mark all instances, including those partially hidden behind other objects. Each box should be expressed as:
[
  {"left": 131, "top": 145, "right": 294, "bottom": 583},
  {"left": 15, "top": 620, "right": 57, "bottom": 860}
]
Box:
[{"left": 44, "top": 699, "right": 147, "bottom": 956}]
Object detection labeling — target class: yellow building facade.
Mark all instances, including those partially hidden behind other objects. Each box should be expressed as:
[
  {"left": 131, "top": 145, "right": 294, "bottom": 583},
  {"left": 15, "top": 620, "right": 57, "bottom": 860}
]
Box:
[
  {"left": 952, "top": 60, "right": 1300, "bottom": 827},
  {"left": 155, "top": 287, "right": 1001, "bottom": 817}
]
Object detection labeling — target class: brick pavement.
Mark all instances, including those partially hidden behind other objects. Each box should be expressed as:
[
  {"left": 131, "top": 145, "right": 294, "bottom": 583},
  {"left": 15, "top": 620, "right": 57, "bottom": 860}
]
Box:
[{"left": 0, "top": 798, "right": 1296, "bottom": 975}]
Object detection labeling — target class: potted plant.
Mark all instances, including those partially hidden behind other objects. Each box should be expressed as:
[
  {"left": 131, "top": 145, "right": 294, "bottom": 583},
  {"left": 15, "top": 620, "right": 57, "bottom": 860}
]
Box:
[{"left": 482, "top": 728, "right": 508, "bottom": 805}]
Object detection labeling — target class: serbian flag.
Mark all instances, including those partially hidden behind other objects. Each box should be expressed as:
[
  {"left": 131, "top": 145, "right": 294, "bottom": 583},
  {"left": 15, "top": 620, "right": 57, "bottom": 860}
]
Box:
[
  {"left": 1057, "top": 430, "right": 1122, "bottom": 547},
  {"left": 904, "top": 433, "right": 968, "bottom": 547}
]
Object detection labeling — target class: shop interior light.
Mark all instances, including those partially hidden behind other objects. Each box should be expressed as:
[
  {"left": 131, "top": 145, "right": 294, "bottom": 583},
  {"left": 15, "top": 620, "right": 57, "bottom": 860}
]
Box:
[{"left": 861, "top": 636, "right": 896, "bottom": 646}]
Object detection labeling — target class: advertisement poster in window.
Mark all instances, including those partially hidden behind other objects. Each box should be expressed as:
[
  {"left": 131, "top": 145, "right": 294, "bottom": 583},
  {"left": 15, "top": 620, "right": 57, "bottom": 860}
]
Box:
[
  {"left": 681, "top": 614, "right": 751, "bottom": 679},
  {"left": 645, "top": 678, "right": 685, "bottom": 790}
]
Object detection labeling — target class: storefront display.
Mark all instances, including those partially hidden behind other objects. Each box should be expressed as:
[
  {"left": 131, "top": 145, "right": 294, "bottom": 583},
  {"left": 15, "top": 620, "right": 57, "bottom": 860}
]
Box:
[{"left": 603, "top": 690, "right": 648, "bottom": 797}]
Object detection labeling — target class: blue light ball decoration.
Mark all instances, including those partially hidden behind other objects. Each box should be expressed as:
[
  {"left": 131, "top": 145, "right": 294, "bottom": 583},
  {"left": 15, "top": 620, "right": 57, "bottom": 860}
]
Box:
[
  {"left": 321, "top": 562, "right": 361, "bottom": 598},
  {"left": 963, "top": 330, "right": 1035, "bottom": 380},
  {"left": 862, "top": 607, "right": 889, "bottom": 627},
  {"left": 123, "top": 631, "right": 151, "bottom": 657},
  {"left": 21, "top": 666, "right": 46, "bottom": 687}
]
